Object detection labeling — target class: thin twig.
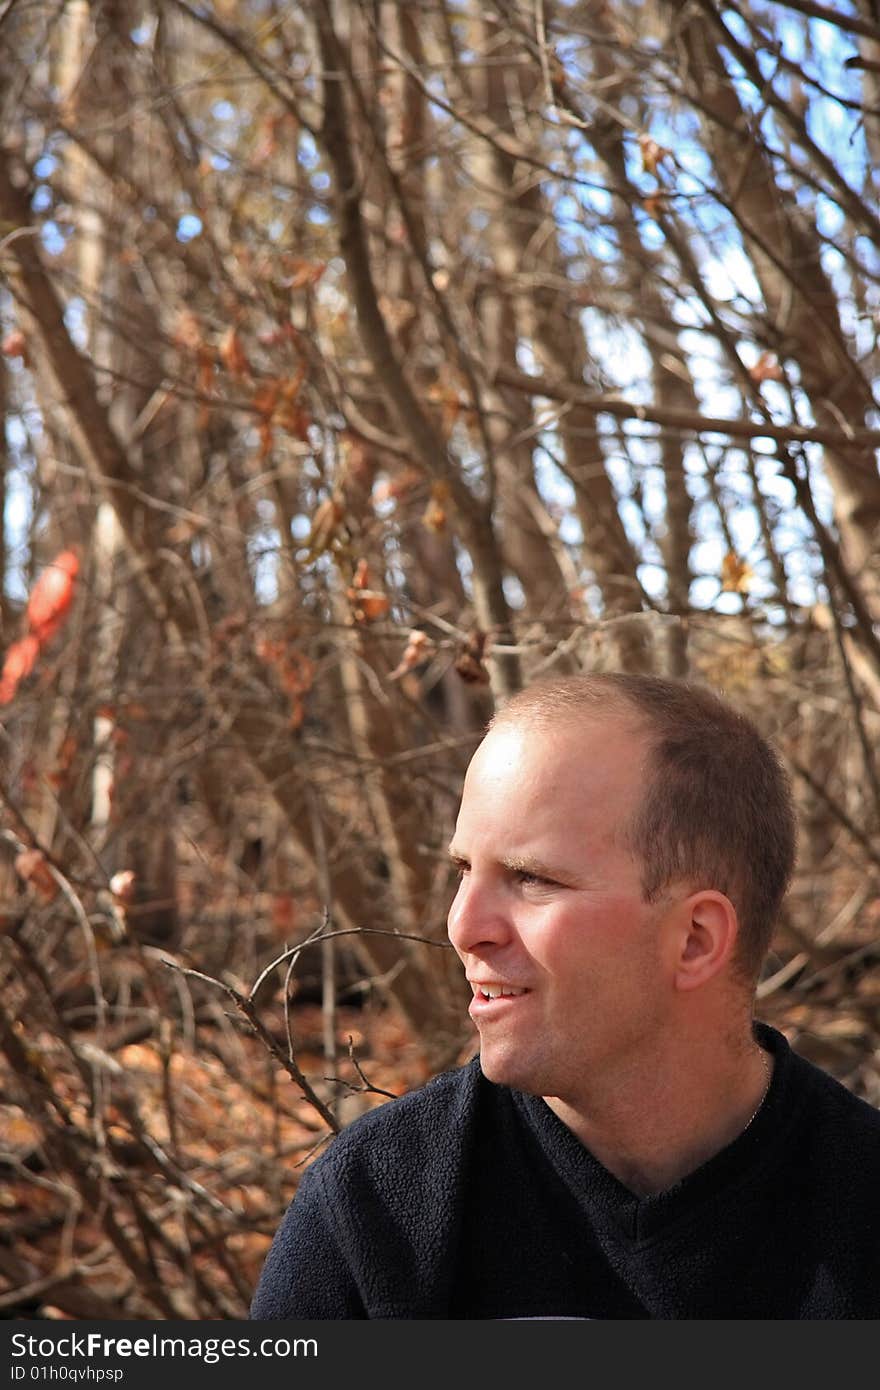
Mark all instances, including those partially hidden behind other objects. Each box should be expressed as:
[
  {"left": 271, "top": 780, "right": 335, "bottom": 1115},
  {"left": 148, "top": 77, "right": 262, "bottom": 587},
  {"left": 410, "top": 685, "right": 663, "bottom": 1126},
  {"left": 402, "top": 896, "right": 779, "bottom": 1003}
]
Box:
[{"left": 161, "top": 960, "right": 340, "bottom": 1133}]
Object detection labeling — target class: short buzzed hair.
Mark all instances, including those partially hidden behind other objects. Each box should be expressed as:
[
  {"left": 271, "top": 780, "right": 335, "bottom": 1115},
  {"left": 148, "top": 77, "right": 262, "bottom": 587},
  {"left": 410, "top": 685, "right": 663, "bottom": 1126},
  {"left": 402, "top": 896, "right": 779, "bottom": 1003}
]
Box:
[{"left": 491, "top": 672, "right": 797, "bottom": 983}]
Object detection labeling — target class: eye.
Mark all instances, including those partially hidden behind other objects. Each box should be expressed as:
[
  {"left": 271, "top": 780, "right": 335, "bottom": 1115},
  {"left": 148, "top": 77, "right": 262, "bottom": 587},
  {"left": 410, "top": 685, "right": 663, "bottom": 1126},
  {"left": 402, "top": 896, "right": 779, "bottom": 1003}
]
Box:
[{"left": 514, "top": 869, "right": 554, "bottom": 888}]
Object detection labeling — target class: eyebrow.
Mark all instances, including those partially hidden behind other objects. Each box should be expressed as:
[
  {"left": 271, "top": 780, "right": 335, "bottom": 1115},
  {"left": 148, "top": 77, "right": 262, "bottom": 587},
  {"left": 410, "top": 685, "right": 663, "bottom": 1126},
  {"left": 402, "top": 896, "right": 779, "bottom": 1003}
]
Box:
[
  {"left": 447, "top": 847, "right": 576, "bottom": 884},
  {"left": 504, "top": 854, "right": 573, "bottom": 882}
]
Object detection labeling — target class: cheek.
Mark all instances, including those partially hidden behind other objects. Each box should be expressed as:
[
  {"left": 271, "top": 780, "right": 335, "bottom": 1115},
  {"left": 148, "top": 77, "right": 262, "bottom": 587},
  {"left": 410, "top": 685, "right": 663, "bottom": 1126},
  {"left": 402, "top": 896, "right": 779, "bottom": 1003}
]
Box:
[{"left": 539, "top": 896, "right": 651, "bottom": 972}]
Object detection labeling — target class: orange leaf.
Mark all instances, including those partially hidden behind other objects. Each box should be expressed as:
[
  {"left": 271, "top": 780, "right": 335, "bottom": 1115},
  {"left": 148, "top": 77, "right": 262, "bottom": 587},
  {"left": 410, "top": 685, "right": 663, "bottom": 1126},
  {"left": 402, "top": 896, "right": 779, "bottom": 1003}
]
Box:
[
  {"left": 0, "top": 634, "right": 40, "bottom": 704},
  {"left": 426, "top": 382, "right": 465, "bottom": 433},
  {"left": 275, "top": 398, "right": 310, "bottom": 439},
  {"left": 26, "top": 550, "right": 79, "bottom": 644},
  {"left": 14, "top": 849, "right": 59, "bottom": 902},
  {"left": 280, "top": 653, "right": 315, "bottom": 697},
  {"left": 218, "top": 326, "right": 252, "bottom": 380},
  {"left": 638, "top": 133, "right": 671, "bottom": 177},
  {"left": 353, "top": 592, "right": 390, "bottom": 622},
  {"left": 271, "top": 894, "right": 297, "bottom": 936},
  {"left": 720, "top": 551, "right": 754, "bottom": 594},
  {"left": 258, "top": 419, "right": 274, "bottom": 459},
  {"left": 284, "top": 258, "right": 327, "bottom": 290},
  {"left": 388, "top": 630, "right": 434, "bottom": 681},
  {"left": 196, "top": 345, "right": 216, "bottom": 397},
  {"left": 422, "top": 481, "right": 449, "bottom": 534},
  {"left": 305, "top": 495, "right": 346, "bottom": 559},
  {"left": 47, "top": 733, "right": 78, "bottom": 790},
  {"left": 454, "top": 629, "right": 491, "bottom": 684},
  {"left": 251, "top": 371, "right": 308, "bottom": 449},
  {"left": 1, "top": 330, "right": 28, "bottom": 364},
  {"left": 346, "top": 562, "right": 390, "bottom": 620},
  {"left": 642, "top": 193, "right": 668, "bottom": 219},
  {"left": 351, "top": 559, "right": 370, "bottom": 591},
  {"left": 749, "top": 351, "right": 783, "bottom": 384},
  {"left": 252, "top": 380, "right": 280, "bottom": 419},
  {"left": 253, "top": 113, "right": 283, "bottom": 164}
]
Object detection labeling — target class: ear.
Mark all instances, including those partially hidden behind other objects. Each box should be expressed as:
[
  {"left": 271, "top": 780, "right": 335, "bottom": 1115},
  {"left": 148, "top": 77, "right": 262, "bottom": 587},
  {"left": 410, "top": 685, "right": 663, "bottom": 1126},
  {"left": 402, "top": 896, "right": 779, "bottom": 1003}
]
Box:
[{"left": 672, "top": 890, "right": 738, "bottom": 992}]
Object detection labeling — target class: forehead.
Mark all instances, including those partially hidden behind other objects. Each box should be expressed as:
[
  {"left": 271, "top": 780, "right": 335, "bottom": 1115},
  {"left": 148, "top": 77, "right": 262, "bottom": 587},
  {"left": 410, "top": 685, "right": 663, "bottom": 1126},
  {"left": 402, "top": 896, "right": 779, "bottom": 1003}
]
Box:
[{"left": 460, "top": 713, "right": 650, "bottom": 830}]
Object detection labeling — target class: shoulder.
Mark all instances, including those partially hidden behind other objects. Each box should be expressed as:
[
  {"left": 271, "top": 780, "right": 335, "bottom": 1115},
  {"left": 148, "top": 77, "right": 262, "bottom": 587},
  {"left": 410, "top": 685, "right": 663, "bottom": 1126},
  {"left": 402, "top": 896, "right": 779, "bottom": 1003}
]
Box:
[
  {"left": 774, "top": 1031, "right": 880, "bottom": 1211},
  {"left": 761, "top": 1021, "right": 880, "bottom": 1136},
  {"left": 287, "top": 1055, "right": 487, "bottom": 1305},
  {"left": 308, "top": 1055, "right": 484, "bottom": 1187},
  {"left": 801, "top": 1054, "right": 880, "bottom": 1140}
]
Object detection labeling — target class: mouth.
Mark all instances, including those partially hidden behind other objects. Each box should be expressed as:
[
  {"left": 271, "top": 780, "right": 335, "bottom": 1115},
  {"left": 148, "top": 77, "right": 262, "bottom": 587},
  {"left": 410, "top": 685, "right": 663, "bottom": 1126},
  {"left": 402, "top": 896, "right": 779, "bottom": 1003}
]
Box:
[{"left": 469, "top": 982, "right": 529, "bottom": 1001}]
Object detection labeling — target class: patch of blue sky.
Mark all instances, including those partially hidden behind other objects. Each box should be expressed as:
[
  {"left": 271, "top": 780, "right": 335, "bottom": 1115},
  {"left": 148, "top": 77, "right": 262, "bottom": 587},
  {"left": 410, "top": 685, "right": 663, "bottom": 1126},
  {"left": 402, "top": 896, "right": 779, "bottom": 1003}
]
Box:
[
  {"left": 814, "top": 190, "right": 846, "bottom": 242},
  {"left": 634, "top": 208, "right": 668, "bottom": 255},
  {"left": 298, "top": 131, "right": 319, "bottom": 170},
  {"left": 692, "top": 532, "right": 755, "bottom": 596},
  {"left": 177, "top": 213, "right": 203, "bottom": 242},
  {"left": 558, "top": 513, "right": 582, "bottom": 548},
  {"left": 854, "top": 233, "right": 880, "bottom": 280},
  {"left": 130, "top": 18, "right": 156, "bottom": 46},
  {"left": 503, "top": 574, "right": 526, "bottom": 610},
  {"left": 572, "top": 223, "right": 620, "bottom": 266},
  {"left": 458, "top": 442, "right": 487, "bottom": 497},
  {"left": 617, "top": 494, "right": 650, "bottom": 551},
  {"left": 39, "top": 222, "right": 66, "bottom": 257},
  {"left": 290, "top": 513, "right": 312, "bottom": 544},
  {"left": 63, "top": 297, "right": 88, "bottom": 351},
  {"left": 805, "top": 115, "right": 867, "bottom": 186},
  {"left": 581, "top": 310, "right": 652, "bottom": 395},
  {"left": 453, "top": 535, "right": 474, "bottom": 601},
  {"left": 825, "top": 267, "right": 861, "bottom": 341},
  {"left": 750, "top": 451, "right": 801, "bottom": 517},
  {"left": 247, "top": 523, "right": 280, "bottom": 606},
  {"left": 688, "top": 574, "right": 743, "bottom": 614},
  {"left": 3, "top": 423, "right": 34, "bottom": 603},
  {"left": 579, "top": 176, "right": 613, "bottom": 221},
  {"left": 638, "top": 562, "right": 667, "bottom": 604},
  {"left": 189, "top": 535, "right": 211, "bottom": 572},
  {"left": 534, "top": 443, "right": 575, "bottom": 513},
  {"left": 553, "top": 193, "right": 596, "bottom": 250}
]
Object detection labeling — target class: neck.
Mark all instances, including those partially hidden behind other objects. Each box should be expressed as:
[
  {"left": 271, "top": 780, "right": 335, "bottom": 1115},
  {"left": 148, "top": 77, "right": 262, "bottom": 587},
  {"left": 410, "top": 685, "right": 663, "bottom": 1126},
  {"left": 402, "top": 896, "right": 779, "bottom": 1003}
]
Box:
[{"left": 545, "top": 1027, "right": 772, "bottom": 1198}]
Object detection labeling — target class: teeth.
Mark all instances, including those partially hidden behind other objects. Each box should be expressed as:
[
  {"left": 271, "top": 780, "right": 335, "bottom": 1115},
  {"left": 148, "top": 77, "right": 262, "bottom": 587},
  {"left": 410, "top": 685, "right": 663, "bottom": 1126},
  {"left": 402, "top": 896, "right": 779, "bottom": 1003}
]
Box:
[{"left": 480, "top": 985, "right": 526, "bottom": 999}]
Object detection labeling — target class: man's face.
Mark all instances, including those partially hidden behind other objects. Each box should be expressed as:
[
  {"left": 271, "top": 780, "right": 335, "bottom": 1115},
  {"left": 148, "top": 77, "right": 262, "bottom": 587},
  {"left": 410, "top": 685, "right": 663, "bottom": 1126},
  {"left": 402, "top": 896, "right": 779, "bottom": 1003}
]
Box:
[{"left": 447, "top": 715, "right": 677, "bottom": 1105}]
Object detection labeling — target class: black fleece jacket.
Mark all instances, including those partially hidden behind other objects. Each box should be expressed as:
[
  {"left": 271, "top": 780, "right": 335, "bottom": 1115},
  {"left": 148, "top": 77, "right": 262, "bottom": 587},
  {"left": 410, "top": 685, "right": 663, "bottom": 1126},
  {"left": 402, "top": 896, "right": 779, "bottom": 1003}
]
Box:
[{"left": 250, "top": 1024, "right": 880, "bottom": 1319}]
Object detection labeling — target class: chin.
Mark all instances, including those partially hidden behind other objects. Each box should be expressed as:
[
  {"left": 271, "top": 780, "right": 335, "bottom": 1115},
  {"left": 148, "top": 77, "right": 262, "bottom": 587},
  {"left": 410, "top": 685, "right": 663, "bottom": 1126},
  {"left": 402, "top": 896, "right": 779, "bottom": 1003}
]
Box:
[{"left": 478, "top": 1044, "right": 547, "bottom": 1097}]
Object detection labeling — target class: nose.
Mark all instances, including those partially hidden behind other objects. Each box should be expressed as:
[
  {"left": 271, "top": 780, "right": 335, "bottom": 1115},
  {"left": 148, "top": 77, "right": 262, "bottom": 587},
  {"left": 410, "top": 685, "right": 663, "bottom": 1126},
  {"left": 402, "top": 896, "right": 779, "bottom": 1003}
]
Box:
[{"left": 447, "top": 871, "right": 511, "bottom": 957}]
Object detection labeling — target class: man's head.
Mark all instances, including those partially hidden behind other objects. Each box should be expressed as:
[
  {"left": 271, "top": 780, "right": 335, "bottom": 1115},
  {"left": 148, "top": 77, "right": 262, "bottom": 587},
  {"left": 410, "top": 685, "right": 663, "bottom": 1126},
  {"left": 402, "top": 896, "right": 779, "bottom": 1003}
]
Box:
[
  {"left": 446, "top": 673, "right": 796, "bottom": 1102},
  {"left": 489, "top": 672, "right": 796, "bottom": 984}
]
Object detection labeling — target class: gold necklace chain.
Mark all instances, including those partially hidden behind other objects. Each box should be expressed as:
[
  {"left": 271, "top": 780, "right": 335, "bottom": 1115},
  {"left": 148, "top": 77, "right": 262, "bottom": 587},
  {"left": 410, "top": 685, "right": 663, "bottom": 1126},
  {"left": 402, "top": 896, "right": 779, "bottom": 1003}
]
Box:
[{"left": 741, "top": 1048, "right": 772, "bottom": 1134}]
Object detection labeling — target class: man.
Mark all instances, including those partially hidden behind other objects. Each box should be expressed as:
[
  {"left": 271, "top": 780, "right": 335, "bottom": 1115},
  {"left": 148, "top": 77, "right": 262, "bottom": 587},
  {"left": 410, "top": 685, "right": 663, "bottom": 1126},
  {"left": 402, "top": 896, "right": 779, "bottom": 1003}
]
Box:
[{"left": 250, "top": 673, "right": 880, "bottom": 1319}]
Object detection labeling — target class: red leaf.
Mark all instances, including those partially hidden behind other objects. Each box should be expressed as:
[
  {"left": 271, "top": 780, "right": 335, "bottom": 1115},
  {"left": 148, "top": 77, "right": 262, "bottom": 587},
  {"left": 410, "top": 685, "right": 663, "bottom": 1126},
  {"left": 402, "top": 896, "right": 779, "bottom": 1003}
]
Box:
[
  {"left": 749, "top": 351, "right": 783, "bottom": 384},
  {"left": 1, "top": 330, "right": 28, "bottom": 364},
  {"left": 26, "top": 550, "right": 79, "bottom": 644},
  {"left": 0, "top": 635, "right": 40, "bottom": 704}
]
